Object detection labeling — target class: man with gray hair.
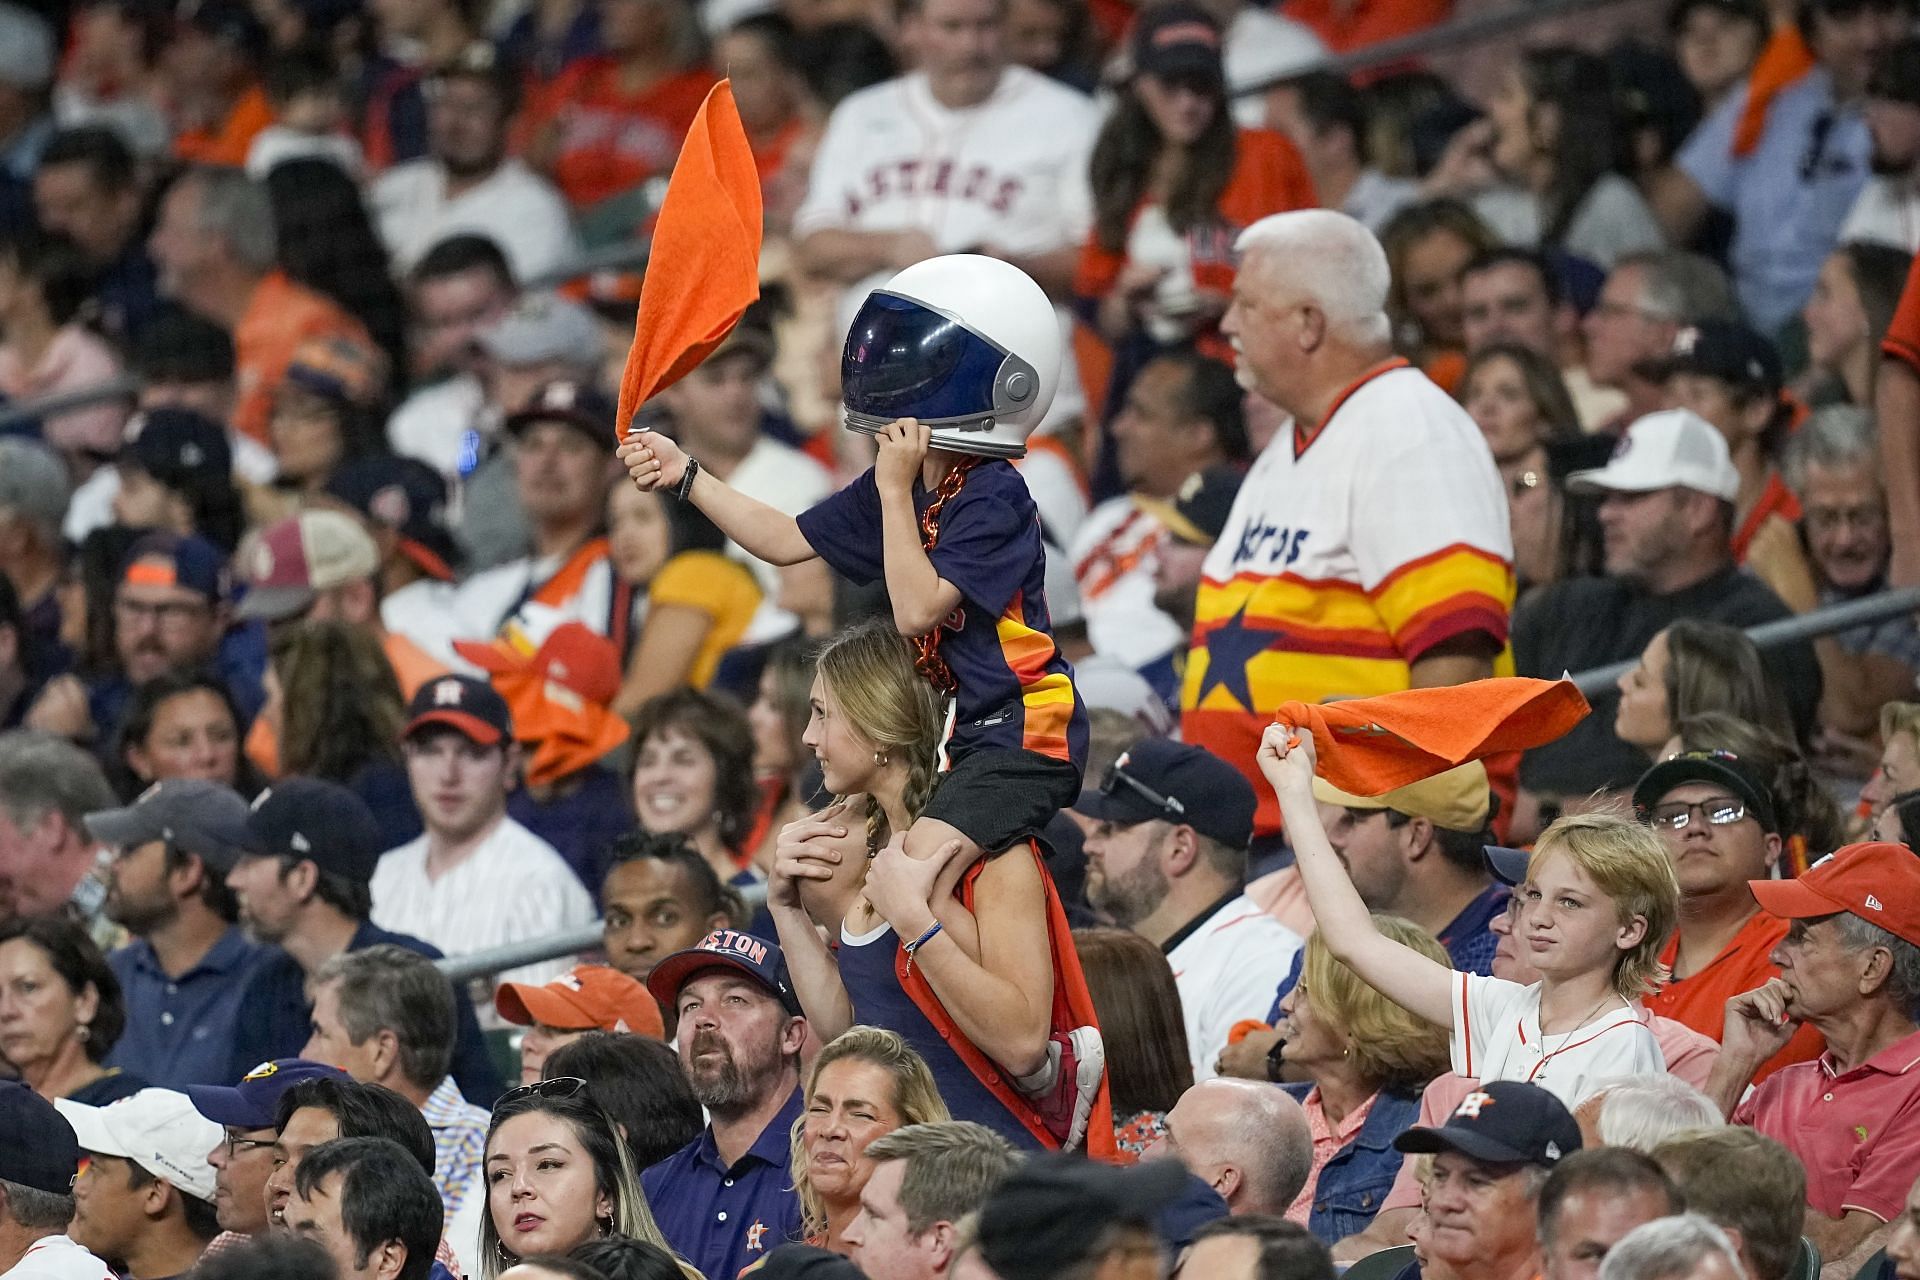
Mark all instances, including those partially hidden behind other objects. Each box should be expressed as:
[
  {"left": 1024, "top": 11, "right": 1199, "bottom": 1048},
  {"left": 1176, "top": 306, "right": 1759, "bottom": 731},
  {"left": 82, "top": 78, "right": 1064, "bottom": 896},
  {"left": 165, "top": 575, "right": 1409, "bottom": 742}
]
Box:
[
  {"left": 1582, "top": 250, "right": 1739, "bottom": 428},
  {"left": 1706, "top": 842, "right": 1920, "bottom": 1277},
  {"left": 146, "top": 166, "right": 374, "bottom": 447},
  {"left": 0, "top": 730, "right": 116, "bottom": 921},
  {"left": 1145, "top": 1078, "right": 1312, "bottom": 1217},
  {"left": 1599, "top": 1216, "right": 1746, "bottom": 1280},
  {"left": 1573, "top": 1076, "right": 1724, "bottom": 1153},
  {"left": 296, "top": 945, "right": 487, "bottom": 1261},
  {"left": 1179, "top": 209, "right": 1511, "bottom": 850},
  {"left": 843, "top": 1122, "right": 1020, "bottom": 1280},
  {"left": 1779, "top": 405, "right": 1920, "bottom": 733}
]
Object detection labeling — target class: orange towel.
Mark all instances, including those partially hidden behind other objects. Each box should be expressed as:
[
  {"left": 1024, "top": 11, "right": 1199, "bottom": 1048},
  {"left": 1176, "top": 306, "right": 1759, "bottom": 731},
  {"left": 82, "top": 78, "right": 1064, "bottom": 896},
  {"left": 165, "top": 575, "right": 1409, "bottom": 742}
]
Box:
[
  {"left": 1275, "top": 677, "right": 1590, "bottom": 798},
  {"left": 1732, "top": 26, "right": 1815, "bottom": 158},
  {"left": 615, "top": 80, "right": 764, "bottom": 437}
]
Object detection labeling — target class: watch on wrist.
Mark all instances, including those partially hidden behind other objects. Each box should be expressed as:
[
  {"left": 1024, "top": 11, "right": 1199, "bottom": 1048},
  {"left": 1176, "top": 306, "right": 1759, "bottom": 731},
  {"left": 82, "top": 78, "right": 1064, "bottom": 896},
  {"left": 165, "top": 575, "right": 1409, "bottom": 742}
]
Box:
[
  {"left": 675, "top": 456, "right": 700, "bottom": 501},
  {"left": 1265, "top": 1035, "right": 1286, "bottom": 1083}
]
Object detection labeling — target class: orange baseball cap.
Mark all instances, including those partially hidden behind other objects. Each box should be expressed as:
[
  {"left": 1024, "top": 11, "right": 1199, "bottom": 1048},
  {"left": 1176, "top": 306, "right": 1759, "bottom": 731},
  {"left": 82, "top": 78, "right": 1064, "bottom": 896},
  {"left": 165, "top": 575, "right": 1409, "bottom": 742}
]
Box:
[
  {"left": 1750, "top": 842, "right": 1920, "bottom": 948},
  {"left": 494, "top": 964, "right": 664, "bottom": 1039}
]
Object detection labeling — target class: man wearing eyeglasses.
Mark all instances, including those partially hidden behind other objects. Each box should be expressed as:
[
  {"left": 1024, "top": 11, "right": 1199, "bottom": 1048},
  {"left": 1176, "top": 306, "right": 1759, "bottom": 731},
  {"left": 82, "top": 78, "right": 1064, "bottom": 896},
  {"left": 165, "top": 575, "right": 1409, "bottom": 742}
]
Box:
[
  {"left": 1077, "top": 738, "right": 1304, "bottom": 1083},
  {"left": 183, "top": 1059, "right": 348, "bottom": 1257},
  {"left": 26, "top": 533, "right": 265, "bottom": 750},
  {"left": 1632, "top": 750, "right": 1826, "bottom": 1080}
]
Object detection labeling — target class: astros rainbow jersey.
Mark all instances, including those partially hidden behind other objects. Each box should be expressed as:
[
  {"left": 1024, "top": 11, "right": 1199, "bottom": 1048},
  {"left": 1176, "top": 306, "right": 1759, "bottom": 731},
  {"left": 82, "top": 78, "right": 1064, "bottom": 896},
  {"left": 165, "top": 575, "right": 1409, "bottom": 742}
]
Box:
[{"left": 1181, "top": 360, "right": 1516, "bottom": 832}]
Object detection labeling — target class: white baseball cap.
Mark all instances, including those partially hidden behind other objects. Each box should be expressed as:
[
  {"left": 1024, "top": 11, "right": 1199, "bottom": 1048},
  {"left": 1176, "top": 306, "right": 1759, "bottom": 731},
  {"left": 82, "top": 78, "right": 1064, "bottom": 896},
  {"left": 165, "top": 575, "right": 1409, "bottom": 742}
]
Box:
[
  {"left": 1566, "top": 409, "right": 1740, "bottom": 502},
  {"left": 56, "top": 1090, "right": 220, "bottom": 1203}
]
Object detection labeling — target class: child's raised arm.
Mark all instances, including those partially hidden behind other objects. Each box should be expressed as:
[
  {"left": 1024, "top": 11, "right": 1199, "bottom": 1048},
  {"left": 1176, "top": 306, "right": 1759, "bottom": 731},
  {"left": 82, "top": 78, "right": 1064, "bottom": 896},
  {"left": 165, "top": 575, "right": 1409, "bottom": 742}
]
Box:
[
  {"left": 619, "top": 428, "right": 817, "bottom": 567},
  {"left": 1258, "top": 723, "right": 1460, "bottom": 1028},
  {"left": 873, "top": 419, "right": 963, "bottom": 635}
]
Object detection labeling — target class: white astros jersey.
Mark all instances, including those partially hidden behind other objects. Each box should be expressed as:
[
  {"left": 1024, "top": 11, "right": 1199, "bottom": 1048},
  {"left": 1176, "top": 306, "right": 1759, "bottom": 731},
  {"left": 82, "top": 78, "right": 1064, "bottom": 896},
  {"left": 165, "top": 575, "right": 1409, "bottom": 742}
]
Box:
[{"left": 796, "top": 66, "right": 1099, "bottom": 424}]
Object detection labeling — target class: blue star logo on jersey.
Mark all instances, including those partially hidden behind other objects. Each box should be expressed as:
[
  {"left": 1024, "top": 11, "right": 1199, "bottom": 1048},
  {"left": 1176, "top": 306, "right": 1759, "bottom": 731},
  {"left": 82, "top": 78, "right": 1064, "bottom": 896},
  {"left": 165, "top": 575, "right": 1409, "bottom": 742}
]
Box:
[{"left": 1194, "top": 604, "right": 1285, "bottom": 711}]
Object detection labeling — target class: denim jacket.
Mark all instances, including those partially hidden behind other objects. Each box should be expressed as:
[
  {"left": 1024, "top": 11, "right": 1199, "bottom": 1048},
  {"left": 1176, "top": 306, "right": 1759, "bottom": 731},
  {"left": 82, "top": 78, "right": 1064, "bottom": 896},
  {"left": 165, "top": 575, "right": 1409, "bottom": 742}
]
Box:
[{"left": 1281, "top": 1081, "right": 1424, "bottom": 1243}]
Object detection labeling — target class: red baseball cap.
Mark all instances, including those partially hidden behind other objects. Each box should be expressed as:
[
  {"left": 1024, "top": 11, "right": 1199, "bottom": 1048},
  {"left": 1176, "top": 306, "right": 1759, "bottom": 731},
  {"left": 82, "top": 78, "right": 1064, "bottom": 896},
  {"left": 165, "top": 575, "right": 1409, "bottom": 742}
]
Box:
[
  {"left": 1750, "top": 842, "right": 1920, "bottom": 947},
  {"left": 455, "top": 620, "right": 622, "bottom": 707},
  {"left": 494, "top": 964, "right": 664, "bottom": 1039}
]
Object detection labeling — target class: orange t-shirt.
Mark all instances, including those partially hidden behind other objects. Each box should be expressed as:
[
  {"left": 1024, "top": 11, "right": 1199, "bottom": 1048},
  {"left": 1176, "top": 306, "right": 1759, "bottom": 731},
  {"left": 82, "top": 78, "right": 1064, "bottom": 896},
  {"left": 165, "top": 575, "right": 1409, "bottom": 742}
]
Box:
[
  {"left": 174, "top": 84, "right": 276, "bottom": 168},
  {"left": 1732, "top": 469, "right": 1803, "bottom": 564},
  {"left": 1280, "top": 0, "right": 1450, "bottom": 54},
  {"left": 527, "top": 60, "right": 717, "bottom": 209},
  {"left": 1645, "top": 908, "right": 1826, "bottom": 1083},
  {"left": 1075, "top": 128, "right": 1318, "bottom": 305},
  {"left": 231, "top": 271, "right": 374, "bottom": 446},
  {"left": 1883, "top": 251, "right": 1920, "bottom": 374}
]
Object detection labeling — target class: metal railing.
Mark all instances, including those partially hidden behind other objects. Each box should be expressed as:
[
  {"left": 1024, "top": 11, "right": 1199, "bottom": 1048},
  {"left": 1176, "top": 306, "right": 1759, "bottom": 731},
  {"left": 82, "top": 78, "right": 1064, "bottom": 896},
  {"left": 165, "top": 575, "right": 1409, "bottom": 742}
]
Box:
[{"left": 434, "top": 581, "right": 1920, "bottom": 986}]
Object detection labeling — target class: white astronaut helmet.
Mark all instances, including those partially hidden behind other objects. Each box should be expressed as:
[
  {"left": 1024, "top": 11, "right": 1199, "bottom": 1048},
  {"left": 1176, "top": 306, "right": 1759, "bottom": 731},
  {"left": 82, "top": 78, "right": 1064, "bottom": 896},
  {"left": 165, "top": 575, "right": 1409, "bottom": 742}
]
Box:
[{"left": 840, "top": 253, "right": 1061, "bottom": 459}]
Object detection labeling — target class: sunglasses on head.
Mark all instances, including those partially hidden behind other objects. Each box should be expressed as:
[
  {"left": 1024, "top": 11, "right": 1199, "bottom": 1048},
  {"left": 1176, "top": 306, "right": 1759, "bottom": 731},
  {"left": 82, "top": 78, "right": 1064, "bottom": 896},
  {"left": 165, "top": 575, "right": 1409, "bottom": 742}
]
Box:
[
  {"left": 498, "top": 1076, "right": 588, "bottom": 1106},
  {"left": 1101, "top": 760, "right": 1185, "bottom": 821}
]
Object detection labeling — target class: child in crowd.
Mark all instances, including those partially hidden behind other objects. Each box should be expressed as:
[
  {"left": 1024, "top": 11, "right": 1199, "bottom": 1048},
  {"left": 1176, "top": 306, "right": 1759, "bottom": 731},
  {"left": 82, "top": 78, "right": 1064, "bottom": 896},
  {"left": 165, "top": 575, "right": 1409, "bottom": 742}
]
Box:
[
  {"left": 616, "top": 257, "right": 1088, "bottom": 889},
  {"left": 1258, "top": 720, "right": 1679, "bottom": 1106}
]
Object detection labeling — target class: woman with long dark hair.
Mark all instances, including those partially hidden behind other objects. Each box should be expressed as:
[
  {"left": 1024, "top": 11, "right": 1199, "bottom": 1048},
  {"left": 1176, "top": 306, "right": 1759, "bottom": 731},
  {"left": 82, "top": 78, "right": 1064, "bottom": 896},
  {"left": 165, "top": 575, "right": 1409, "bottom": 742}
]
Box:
[
  {"left": 1074, "top": 3, "right": 1314, "bottom": 454},
  {"left": 264, "top": 158, "right": 409, "bottom": 375},
  {"left": 1429, "top": 47, "right": 1665, "bottom": 267}
]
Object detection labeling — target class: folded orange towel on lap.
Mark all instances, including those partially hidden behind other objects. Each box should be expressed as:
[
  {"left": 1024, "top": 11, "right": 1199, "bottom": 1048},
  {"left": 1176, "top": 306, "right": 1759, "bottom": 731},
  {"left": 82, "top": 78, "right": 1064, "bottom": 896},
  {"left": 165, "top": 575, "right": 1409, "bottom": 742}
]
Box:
[
  {"left": 615, "top": 80, "right": 764, "bottom": 437},
  {"left": 1274, "top": 678, "right": 1590, "bottom": 797}
]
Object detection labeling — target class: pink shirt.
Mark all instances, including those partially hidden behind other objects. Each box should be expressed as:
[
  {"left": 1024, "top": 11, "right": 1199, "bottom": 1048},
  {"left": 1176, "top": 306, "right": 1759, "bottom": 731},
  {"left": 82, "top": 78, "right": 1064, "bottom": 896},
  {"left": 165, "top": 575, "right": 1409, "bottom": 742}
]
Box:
[
  {"left": 0, "top": 325, "right": 128, "bottom": 456},
  {"left": 1733, "top": 1027, "right": 1920, "bottom": 1221},
  {"left": 1289, "top": 1085, "right": 1378, "bottom": 1224},
  {"left": 1380, "top": 1013, "right": 1721, "bottom": 1214}
]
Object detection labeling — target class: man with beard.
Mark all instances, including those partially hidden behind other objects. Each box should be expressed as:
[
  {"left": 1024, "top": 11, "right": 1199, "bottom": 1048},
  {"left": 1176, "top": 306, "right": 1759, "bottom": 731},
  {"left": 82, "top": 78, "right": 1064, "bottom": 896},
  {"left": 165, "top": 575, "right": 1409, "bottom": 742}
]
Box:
[
  {"left": 642, "top": 930, "right": 809, "bottom": 1280},
  {"left": 1076, "top": 738, "right": 1302, "bottom": 1083},
  {"left": 82, "top": 780, "right": 268, "bottom": 1089},
  {"left": 224, "top": 778, "right": 500, "bottom": 1104}
]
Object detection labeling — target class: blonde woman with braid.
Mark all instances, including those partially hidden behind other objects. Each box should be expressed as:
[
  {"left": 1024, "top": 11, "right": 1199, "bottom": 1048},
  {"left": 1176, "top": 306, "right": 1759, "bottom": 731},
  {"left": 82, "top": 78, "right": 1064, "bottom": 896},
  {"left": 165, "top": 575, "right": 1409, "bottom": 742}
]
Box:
[
  {"left": 768, "top": 620, "right": 1108, "bottom": 1153},
  {"left": 790, "top": 1027, "right": 950, "bottom": 1253}
]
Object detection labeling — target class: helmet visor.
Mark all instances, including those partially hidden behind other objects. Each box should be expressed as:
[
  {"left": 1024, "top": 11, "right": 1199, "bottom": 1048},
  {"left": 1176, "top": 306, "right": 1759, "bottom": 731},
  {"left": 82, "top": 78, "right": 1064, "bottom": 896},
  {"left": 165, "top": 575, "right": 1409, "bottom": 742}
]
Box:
[{"left": 841, "top": 291, "right": 1012, "bottom": 426}]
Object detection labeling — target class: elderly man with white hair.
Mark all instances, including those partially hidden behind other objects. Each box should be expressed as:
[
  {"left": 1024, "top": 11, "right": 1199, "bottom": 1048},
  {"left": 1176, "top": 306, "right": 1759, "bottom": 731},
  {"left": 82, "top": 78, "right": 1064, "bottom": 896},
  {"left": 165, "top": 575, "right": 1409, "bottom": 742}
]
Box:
[
  {"left": 1179, "top": 210, "right": 1514, "bottom": 850},
  {"left": 1600, "top": 1215, "right": 1747, "bottom": 1280}
]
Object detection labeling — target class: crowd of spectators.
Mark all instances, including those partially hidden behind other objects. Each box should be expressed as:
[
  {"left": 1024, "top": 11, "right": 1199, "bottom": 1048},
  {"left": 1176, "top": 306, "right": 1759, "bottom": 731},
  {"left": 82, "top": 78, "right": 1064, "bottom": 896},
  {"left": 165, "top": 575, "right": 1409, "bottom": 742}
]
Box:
[{"left": 7, "top": 0, "right": 1920, "bottom": 1276}]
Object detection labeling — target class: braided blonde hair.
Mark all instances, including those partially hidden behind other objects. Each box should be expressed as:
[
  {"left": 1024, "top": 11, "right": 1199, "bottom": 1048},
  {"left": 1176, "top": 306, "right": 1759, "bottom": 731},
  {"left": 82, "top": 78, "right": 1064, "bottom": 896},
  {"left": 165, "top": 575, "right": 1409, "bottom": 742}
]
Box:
[{"left": 814, "top": 619, "right": 945, "bottom": 854}]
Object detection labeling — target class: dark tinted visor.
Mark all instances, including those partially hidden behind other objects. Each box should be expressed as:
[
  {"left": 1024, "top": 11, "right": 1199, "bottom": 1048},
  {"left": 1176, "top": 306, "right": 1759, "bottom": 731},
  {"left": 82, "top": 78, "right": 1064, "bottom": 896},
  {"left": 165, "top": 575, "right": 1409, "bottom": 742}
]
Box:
[{"left": 841, "top": 292, "right": 1008, "bottom": 424}]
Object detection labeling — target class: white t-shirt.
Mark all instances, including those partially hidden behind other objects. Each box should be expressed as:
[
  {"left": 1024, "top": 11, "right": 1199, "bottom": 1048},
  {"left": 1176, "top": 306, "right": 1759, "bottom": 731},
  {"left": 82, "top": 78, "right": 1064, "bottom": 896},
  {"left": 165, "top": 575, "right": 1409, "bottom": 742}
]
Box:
[
  {"left": 0, "top": 1235, "right": 114, "bottom": 1280},
  {"left": 795, "top": 66, "right": 1098, "bottom": 428},
  {"left": 371, "top": 815, "right": 597, "bottom": 1025},
  {"left": 1070, "top": 496, "right": 1184, "bottom": 671},
  {"left": 389, "top": 374, "right": 490, "bottom": 487},
  {"left": 1167, "top": 893, "right": 1304, "bottom": 1084},
  {"left": 1449, "top": 971, "right": 1666, "bottom": 1108},
  {"left": 372, "top": 158, "right": 584, "bottom": 284},
  {"left": 1841, "top": 175, "right": 1920, "bottom": 253}
]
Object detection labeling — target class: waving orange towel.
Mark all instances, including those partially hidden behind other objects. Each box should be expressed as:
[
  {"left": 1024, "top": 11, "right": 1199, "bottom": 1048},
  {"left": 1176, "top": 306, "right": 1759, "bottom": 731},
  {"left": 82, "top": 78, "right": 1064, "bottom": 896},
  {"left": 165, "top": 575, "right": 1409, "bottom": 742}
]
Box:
[
  {"left": 614, "top": 80, "right": 763, "bottom": 437},
  {"left": 1732, "top": 26, "right": 1815, "bottom": 158},
  {"left": 1275, "top": 677, "right": 1590, "bottom": 798}
]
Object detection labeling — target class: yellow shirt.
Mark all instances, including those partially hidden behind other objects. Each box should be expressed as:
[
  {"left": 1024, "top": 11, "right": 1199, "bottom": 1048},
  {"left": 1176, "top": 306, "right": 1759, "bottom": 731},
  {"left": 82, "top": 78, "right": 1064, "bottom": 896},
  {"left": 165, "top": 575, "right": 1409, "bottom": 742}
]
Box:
[{"left": 646, "top": 551, "right": 762, "bottom": 688}]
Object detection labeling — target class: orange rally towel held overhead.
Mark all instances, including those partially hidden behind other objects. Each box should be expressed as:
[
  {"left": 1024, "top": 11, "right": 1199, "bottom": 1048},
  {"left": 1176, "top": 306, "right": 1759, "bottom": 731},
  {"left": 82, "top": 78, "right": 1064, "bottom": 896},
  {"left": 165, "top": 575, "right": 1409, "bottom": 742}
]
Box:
[
  {"left": 1274, "top": 677, "right": 1590, "bottom": 797},
  {"left": 614, "top": 80, "right": 764, "bottom": 437}
]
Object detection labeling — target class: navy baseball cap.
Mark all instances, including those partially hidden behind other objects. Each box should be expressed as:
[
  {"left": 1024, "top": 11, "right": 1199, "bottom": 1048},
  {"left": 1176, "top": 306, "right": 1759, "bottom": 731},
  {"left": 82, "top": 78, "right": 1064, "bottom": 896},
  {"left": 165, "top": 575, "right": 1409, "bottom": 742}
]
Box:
[
  {"left": 121, "top": 531, "right": 228, "bottom": 602},
  {"left": 1133, "top": 465, "right": 1243, "bottom": 548},
  {"left": 1655, "top": 320, "right": 1783, "bottom": 397},
  {"left": 0, "top": 1081, "right": 80, "bottom": 1195},
  {"left": 121, "top": 408, "right": 232, "bottom": 491},
  {"left": 1130, "top": 2, "right": 1224, "bottom": 86},
  {"left": 504, "top": 379, "right": 614, "bottom": 447},
  {"left": 1483, "top": 845, "right": 1532, "bottom": 886},
  {"left": 647, "top": 929, "right": 803, "bottom": 1015},
  {"left": 326, "top": 455, "right": 460, "bottom": 582},
  {"left": 185, "top": 1059, "right": 349, "bottom": 1130},
  {"left": 84, "top": 780, "right": 257, "bottom": 873},
  {"left": 1077, "top": 737, "right": 1257, "bottom": 849},
  {"left": 245, "top": 777, "right": 385, "bottom": 886},
  {"left": 1395, "top": 1080, "right": 1583, "bottom": 1167},
  {"left": 405, "top": 674, "right": 513, "bottom": 747},
  {"left": 978, "top": 1153, "right": 1188, "bottom": 1280},
  {"left": 1632, "top": 748, "right": 1779, "bottom": 834}
]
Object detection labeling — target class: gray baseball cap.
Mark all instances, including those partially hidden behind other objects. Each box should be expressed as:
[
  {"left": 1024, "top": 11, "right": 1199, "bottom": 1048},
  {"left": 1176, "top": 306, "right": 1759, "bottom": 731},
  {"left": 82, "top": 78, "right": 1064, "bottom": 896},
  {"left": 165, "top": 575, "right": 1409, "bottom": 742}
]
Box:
[
  {"left": 84, "top": 780, "right": 258, "bottom": 872},
  {"left": 0, "top": 439, "right": 72, "bottom": 531},
  {"left": 478, "top": 293, "right": 601, "bottom": 368}
]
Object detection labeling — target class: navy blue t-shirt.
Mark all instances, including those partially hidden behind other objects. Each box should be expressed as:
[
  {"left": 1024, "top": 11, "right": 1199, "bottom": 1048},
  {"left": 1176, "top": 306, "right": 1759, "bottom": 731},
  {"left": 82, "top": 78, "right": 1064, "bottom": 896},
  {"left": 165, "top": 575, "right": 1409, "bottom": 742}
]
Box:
[
  {"left": 795, "top": 461, "right": 1087, "bottom": 769},
  {"left": 642, "top": 1088, "right": 805, "bottom": 1280}
]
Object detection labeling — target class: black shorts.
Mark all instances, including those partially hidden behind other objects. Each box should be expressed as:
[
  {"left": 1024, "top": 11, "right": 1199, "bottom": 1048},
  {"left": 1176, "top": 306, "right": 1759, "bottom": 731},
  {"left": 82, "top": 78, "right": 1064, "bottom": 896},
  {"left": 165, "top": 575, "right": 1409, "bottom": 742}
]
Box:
[{"left": 919, "top": 747, "right": 1085, "bottom": 854}]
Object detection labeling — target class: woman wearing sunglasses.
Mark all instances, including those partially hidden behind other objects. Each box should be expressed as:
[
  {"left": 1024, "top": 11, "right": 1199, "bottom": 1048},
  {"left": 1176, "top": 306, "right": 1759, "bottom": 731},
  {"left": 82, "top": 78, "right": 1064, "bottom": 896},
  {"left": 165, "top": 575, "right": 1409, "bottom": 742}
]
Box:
[
  {"left": 479, "top": 1078, "right": 698, "bottom": 1280},
  {"left": 768, "top": 620, "right": 1108, "bottom": 1154}
]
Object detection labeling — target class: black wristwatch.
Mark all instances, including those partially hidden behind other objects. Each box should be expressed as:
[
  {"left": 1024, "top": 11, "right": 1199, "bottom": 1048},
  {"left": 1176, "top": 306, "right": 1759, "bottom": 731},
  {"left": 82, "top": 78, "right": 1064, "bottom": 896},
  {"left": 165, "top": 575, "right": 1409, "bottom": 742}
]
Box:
[
  {"left": 1265, "top": 1035, "right": 1286, "bottom": 1083},
  {"left": 675, "top": 457, "right": 701, "bottom": 501}
]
